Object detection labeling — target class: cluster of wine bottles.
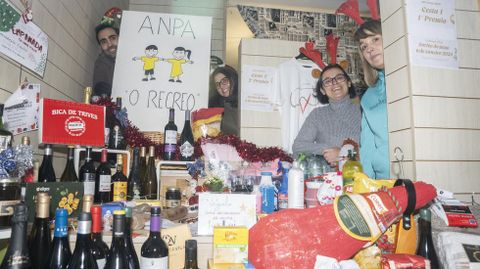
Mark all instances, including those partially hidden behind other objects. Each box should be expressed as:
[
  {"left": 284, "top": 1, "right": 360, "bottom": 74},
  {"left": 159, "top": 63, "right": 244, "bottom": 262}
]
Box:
[
  {"left": 163, "top": 108, "right": 195, "bottom": 162},
  {"left": 1, "top": 196, "right": 199, "bottom": 269}
]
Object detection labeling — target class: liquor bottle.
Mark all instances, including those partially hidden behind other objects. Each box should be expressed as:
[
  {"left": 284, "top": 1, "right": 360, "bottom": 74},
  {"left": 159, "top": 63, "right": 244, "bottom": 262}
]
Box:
[
  {"left": 112, "top": 154, "right": 128, "bottom": 202},
  {"left": 67, "top": 212, "right": 99, "bottom": 269},
  {"left": 179, "top": 110, "right": 194, "bottom": 161},
  {"left": 163, "top": 108, "right": 177, "bottom": 160},
  {"left": 95, "top": 148, "right": 111, "bottom": 203},
  {"left": 142, "top": 146, "right": 157, "bottom": 199},
  {"left": 342, "top": 150, "right": 363, "bottom": 193},
  {"left": 28, "top": 192, "right": 51, "bottom": 269},
  {"left": 91, "top": 205, "right": 109, "bottom": 269},
  {"left": 416, "top": 207, "right": 439, "bottom": 268},
  {"left": 109, "top": 97, "right": 127, "bottom": 150},
  {"left": 0, "top": 104, "right": 13, "bottom": 153},
  {"left": 79, "top": 147, "right": 96, "bottom": 196},
  {"left": 139, "top": 146, "right": 147, "bottom": 182},
  {"left": 60, "top": 146, "right": 78, "bottom": 182},
  {"left": 105, "top": 210, "right": 129, "bottom": 269},
  {"left": 127, "top": 147, "right": 142, "bottom": 200},
  {"left": 0, "top": 203, "right": 32, "bottom": 269},
  {"left": 124, "top": 207, "right": 140, "bottom": 269},
  {"left": 140, "top": 207, "right": 168, "bottom": 268},
  {"left": 183, "top": 240, "right": 199, "bottom": 269},
  {"left": 46, "top": 209, "right": 71, "bottom": 269},
  {"left": 84, "top": 87, "right": 92, "bottom": 104},
  {"left": 38, "top": 144, "right": 56, "bottom": 182}
]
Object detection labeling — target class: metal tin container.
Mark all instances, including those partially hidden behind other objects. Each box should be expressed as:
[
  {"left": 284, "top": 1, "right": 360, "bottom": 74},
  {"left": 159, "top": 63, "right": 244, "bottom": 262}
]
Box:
[{"left": 165, "top": 187, "right": 181, "bottom": 209}]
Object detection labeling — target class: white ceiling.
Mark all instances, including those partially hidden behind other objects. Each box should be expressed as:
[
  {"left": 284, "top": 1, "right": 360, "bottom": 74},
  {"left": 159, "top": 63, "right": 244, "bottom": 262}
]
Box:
[{"left": 251, "top": 0, "right": 370, "bottom": 13}]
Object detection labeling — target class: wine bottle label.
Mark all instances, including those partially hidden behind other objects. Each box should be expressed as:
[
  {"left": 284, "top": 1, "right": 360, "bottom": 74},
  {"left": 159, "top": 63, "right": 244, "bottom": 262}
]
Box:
[
  {"left": 113, "top": 182, "right": 127, "bottom": 201},
  {"left": 96, "top": 258, "right": 106, "bottom": 269},
  {"left": 140, "top": 256, "right": 168, "bottom": 268},
  {"left": 0, "top": 135, "right": 11, "bottom": 151},
  {"left": 112, "top": 125, "right": 124, "bottom": 147},
  {"left": 83, "top": 181, "right": 95, "bottom": 195},
  {"left": 0, "top": 200, "right": 20, "bottom": 216},
  {"left": 164, "top": 130, "right": 177, "bottom": 144},
  {"left": 164, "top": 144, "right": 176, "bottom": 153},
  {"left": 4, "top": 254, "right": 31, "bottom": 266},
  {"left": 165, "top": 199, "right": 180, "bottom": 209},
  {"left": 180, "top": 141, "right": 194, "bottom": 158},
  {"left": 99, "top": 175, "right": 111, "bottom": 192}
]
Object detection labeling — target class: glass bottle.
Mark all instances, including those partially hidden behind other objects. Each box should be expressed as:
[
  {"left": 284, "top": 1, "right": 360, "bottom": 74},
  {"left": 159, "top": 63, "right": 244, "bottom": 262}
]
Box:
[
  {"left": 139, "top": 146, "right": 147, "bottom": 185},
  {"left": 84, "top": 87, "right": 92, "bottom": 104},
  {"left": 179, "top": 110, "right": 194, "bottom": 161},
  {"left": 0, "top": 203, "right": 32, "bottom": 269},
  {"left": 124, "top": 207, "right": 140, "bottom": 269},
  {"left": 104, "top": 210, "right": 129, "bottom": 269},
  {"left": 127, "top": 147, "right": 142, "bottom": 200},
  {"left": 0, "top": 104, "right": 13, "bottom": 153},
  {"left": 416, "top": 207, "right": 439, "bottom": 268},
  {"left": 28, "top": 192, "right": 51, "bottom": 269},
  {"left": 183, "top": 239, "right": 198, "bottom": 269},
  {"left": 142, "top": 146, "right": 157, "bottom": 199},
  {"left": 46, "top": 209, "right": 71, "bottom": 269},
  {"left": 109, "top": 97, "right": 126, "bottom": 150},
  {"left": 342, "top": 150, "right": 363, "bottom": 193},
  {"left": 94, "top": 148, "right": 111, "bottom": 203},
  {"left": 60, "top": 146, "right": 78, "bottom": 182},
  {"left": 90, "top": 205, "right": 109, "bottom": 269},
  {"left": 67, "top": 212, "right": 99, "bottom": 269},
  {"left": 259, "top": 172, "right": 276, "bottom": 214},
  {"left": 140, "top": 207, "right": 168, "bottom": 268},
  {"left": 112, "top": 154, "right": 128, "bottom": 202},
  {"left": 79, "top": 147, "right": 96, "bottom": 196},
  {"left": 163, "top": 108, "right": 177, "bottom": 161},
  {"left": 17, "top": 136, "right": 34, "bottom": 183},
  {"left": 38, "top": 144, "right": 56, "bottom": 182}
]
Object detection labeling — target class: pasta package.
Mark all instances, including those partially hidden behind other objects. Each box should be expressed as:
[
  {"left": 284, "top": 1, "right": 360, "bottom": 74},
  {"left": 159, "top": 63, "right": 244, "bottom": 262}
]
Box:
[
  {"left": 352, "top": 172, "right": 396, "bottom": 194},
  {"left": 192, "top": 108, "right": 224, "bottom": 140}
]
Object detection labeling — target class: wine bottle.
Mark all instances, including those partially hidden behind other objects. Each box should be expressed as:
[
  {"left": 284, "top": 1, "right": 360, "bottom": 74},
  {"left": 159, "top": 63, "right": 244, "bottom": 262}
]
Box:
[
  {"left": 142, "top": 146, "right": 157, "bottom": 199},
  {"left": 140, "top": 207, "right": 168, "bottom": 268},
  {"left": 105, "top": 210, "right": 129, "bottom": 269},
  {"left": 18, "top": 136, "right": 34, "bottom": 183},
  {"left": 38, "top": 144, "right": 56, "bottom": 182},
  {"left": 67, "top": 212, "right": 99, "bottom": 269},
  {"left": 90, "top": 205, "right": 109, "bottom": 269},
  {"left": 84, "top": 87, "right": 92, "bottom": 104},
  {"left": 28, "top": 192, "right": 51, "bottom": 269},
  {"left": 95, "top": 148, "right": 111, "bottom": 203},
  {"left": 79, "top": 147, "right": 96, "bottom": 196},
  {"left": 46, "top": 209, "right": 71, "bottom": 269},
  {"left": 0, "top": 203, "right": 32, "bottom": 269},
  {"left": 139, "top": 146, "right": 147, "bottom": 183},
  {"left": 127, "top": 147, "right": 142, "bottom": 200},
  {"left": 416, "top": 207, "right": 439, "bottom": 268},
  {"left": 60, "top": 146, "right": 78, "bottom": 182},
  {"left": 0, "top": 104, "right": 13, "bottom": 153},
  {"left": 112, "top": 154, "right": 128, "bottom": 202},
  {"left": 109, "top": 97, "right": 127, "bottom": 150},
  {"left": 179, "top": 110, "right": 194, "bottom": 161},
  {"left": 124, "top": 207, "right": 140, "bottom": 269},
  {"left": 163, "top": 108, "right": 177, "bottom": 160},
  {"left": 104, "top": 106, "right": 112, "bottom": 148},
  {"left": 183, "top": 240, "right": 198, "bottom": 269}
]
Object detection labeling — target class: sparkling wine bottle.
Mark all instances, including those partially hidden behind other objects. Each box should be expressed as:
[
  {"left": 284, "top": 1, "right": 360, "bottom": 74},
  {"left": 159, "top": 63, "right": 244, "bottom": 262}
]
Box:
[
  {"left": 140, "top": 207, "right": 168, "bottom": 268},
  {"left": 124, "top": 207, "right": 140, "bottom": 269},
  {"left": 90, "top": 205, "right": 108, "bottom": 269},
  {"left": 109, "top": 97, "right": 126, "bottom": 150},
  {"left": 46, "top": 209, "right": 71, "bottom": 269},
  {"left": 79, "top": 147, "right": 96, "bottom": 196},
  {"left": 67, "top": 212, "right": 99, "bottom": 269},
  {"left": 60, "top": 146, "right": 78, "bottom": 182},
  {"left": 28, "top": 192, "right": 51, "bottom": 269},
  {"left": 95, "top": 148, "right": 111, "bottom": 203},
  {"left": 38, "top": 144, "right": 56, "bottom": 182},
  {"left": 183, "top": 240, "right": 199, "bottom": 269},
  {"left": 142, "top": 146, "right": 157, "bottom": 199},
  {"left": 179, "top": 110, "right": 194, "bottom": 161},
  {"left": 127, "top": 147, "right": 142, "bottom": 200},
  {"left": 0, "top": 203, "right": 32, "bottom": 269},
  {"left": 104, "top": 210, "right": 129, "bottom": 269},
  {"left": 163, "top": 108, "right": 177, "bottom": 160},
  {"left": 112, "top": 154, "right": 128, "bottom": 202}
]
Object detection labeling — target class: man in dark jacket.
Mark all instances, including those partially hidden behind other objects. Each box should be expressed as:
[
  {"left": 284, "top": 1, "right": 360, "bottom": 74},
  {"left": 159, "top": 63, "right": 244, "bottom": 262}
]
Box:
[{"left": 92, "top": 24, "right": 119, "bottom": 99}]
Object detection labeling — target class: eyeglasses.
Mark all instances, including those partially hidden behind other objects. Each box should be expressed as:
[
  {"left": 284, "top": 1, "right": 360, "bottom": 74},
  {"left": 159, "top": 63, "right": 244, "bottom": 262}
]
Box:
[
  {"left": 215, "top": 77, "right": 230, "bottom": 87},
  {"left": 322, "top": 74, "right": 347, "bottom": 87}
]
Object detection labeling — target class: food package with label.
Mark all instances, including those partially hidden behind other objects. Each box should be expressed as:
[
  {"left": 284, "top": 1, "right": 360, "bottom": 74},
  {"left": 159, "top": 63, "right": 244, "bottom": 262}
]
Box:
[{"left": 214, "top": 226, "right": 249, "bottom": 264}]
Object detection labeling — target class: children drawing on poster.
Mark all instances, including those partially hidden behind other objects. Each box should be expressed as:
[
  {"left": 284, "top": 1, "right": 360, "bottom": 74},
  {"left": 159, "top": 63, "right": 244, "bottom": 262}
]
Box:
[
  {"left": 132, "top": 45, "right": 160, "bottom": 81},
  {"left": 161, "top": 47, "right": 193, "bottom": 83}
]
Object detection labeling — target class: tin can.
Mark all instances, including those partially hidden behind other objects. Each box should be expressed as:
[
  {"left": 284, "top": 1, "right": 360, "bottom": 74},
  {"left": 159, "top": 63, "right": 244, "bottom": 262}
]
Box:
[
  {"left": 0, "top": 178, "right": 21, "bottom": 228},
  {"left": 165, "top": 187, "right": 181, "bottom": 209}
]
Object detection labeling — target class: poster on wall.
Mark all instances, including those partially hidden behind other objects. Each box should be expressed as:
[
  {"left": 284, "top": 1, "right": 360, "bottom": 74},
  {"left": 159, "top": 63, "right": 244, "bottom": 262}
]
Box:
[
  {"left": 3, "top": 84, "right": 40, "bottom": 135},
  {"left": 0, "top": 0, "right": 48, "bottom": 77},
  {"left": 405, "top": 0, "right": 458, "bottom": 69},
  {"left": 241, "top": 65, "right": 277, "bottom": 112},
  {"left": 112, "top": 11, "right": 212, "bottom": 131}
]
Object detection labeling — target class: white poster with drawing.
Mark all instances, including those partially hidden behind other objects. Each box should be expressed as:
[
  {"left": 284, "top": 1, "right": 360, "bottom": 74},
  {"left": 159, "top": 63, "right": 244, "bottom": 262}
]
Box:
[
  {"left": 241, "top": 65, "right": 277, "bottom": 112},
  {"left": 3, "top": 84, "right": 40, "bottom": 135},
  {"left": 405, "top": 0, "right": 458, "bottom": 69},
  {"left": 112, "top": 11, "right": 212, "bottom": 131}
]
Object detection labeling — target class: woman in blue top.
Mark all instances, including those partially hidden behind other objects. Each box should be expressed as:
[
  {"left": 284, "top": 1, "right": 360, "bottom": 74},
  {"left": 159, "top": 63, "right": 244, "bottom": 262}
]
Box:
[{"left": 354, "top": 20, "right": 390, "bottom": 179}]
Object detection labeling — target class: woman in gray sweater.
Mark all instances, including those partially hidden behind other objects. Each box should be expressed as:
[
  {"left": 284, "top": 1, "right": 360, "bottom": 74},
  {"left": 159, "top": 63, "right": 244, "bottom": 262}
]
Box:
[{"left": 292, "top": 64, "right": 361, "bottom": 166}]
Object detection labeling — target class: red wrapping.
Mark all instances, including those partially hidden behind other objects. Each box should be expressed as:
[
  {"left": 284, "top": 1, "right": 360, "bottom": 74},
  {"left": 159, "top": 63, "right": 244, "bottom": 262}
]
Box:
[
  {"left": 367, "top": 0, "right": 380, "bottom": 20},
  {"left": 336, "top": 0, "right": 365, "bottom": 25},
  {"left": 248, "top": 181, "right": 437, "bottom": 269},
  {"left": 326, "top": 34, "right": 340, "bottom": 64}
]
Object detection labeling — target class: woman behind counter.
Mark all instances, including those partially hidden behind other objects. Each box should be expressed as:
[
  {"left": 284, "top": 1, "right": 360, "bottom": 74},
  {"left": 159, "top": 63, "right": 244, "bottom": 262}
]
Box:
[
  {"left": 208, "top": 65, "right": 240, "bottom": 136},
  {"left": 292, "top": 64, "right": 361, "bottom": 166}
]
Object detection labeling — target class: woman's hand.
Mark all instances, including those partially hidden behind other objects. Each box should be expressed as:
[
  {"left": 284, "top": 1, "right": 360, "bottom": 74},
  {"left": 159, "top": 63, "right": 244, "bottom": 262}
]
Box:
[{"left": 322, "top": 147, "right": 340, "bottom": 166}]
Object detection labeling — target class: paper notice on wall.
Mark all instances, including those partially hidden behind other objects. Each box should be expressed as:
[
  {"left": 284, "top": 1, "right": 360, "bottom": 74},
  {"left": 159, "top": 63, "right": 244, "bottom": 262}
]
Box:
[
  {"left": 3, "top": 84, "right": 40, "bottom": 135},
  {"left": 405, "top": 0, "right": 458, "bottom": 69},
  {"left": 241, "top": 65, "right": 277, "bottom": 112}
]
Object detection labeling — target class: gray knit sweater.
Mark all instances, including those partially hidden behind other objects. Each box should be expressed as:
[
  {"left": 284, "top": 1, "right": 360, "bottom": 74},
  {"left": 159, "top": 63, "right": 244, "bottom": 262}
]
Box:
[{"left": 292, "top": 96, "right": 361, "bottom": 157}]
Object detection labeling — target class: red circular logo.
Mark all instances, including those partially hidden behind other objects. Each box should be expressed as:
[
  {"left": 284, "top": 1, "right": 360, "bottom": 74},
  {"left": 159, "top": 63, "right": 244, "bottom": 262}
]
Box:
[{"left": 65, "top": 116, "right": 86, "bottom": 136}]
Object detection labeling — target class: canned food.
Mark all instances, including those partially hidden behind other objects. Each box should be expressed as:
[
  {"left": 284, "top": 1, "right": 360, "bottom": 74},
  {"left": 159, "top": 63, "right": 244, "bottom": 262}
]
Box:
[{"left": 165, "top": 187, "right": 181, "bottom": 209}]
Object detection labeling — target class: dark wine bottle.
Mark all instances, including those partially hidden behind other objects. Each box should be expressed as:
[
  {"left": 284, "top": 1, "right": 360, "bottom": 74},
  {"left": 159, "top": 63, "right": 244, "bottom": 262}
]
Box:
[
  {"left": 38, "top": 144, "right": 56, "bottom": 182},
  {"left": 60, "top": 146, "right": 78, "bottom": 182},
  {"left": 109, "top": 97, "right": 127, "bottom": 150},
  {"left": 95, "top": 148, "right": 111, "bottom": 203},
  {"left": 127, "top": 147, "right": 142, "bottom": 200},
  {"left": 0, "top": 203, "right": 32, "bottom": 269},
  {"left": 142, "top": 146, "right": 157, "bottom": 199},
  {"left": 416, "top": 207, "right": 439, "bottom": 268},
  {"left": 183, "top": 240, "right": 198, "bottom": 269},
  {"left": 139, "top": 146, "right": 147, "bottom": 184},
  {"left": 46, "top": 209, "right": 71, "bottom": 269},
  {"left": 67, "top": 212, "right": 99, "bottom": 269},
  {"left": 28, "top": 192, "right": 51, "bottom": 269},
  {"left": 140, "top": 207, "right": 168, "bottom": 268},
  {"left": 112, "top": 154, "right": 128, "bottom": 202},
  {"left": 163, "top": 108, "right": 177, "bottom": 160},
  {"left": 90, "top": 205, "right": 108, "bottom": 269},
  {"left": 179, "top": 110, "right": 194, "bottom": 161},
  {"left": 79, "top": 147, "right": 96, "bottom": 196},
  {"left": 105, "top": 210, "right": 129, "bottom": 269},
  {"left": 104, "top": 106, "right": 112, "bottom": 148},
  {"left": 124, "top": 207, "right": 140, "bottom": 269},
  {"left": 0, "top": 104, "right": 13, "bottom": 153}
]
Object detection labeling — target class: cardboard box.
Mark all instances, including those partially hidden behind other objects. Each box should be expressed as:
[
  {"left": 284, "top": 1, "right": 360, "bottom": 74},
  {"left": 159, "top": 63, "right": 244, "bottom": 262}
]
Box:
[
  {"left": 208, "top": 259, "right": 255, "bottom": 269},
  {"left": 161, "top": 224, "right": 192, "bottom": 269},
  {"left": 213, "top": 226, "right": 249, "bottom": 264}
]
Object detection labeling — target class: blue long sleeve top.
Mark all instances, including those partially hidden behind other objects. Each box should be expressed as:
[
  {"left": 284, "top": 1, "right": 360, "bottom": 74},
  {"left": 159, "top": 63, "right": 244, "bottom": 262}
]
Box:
[{"left": 359, "top": 70, "right": 390, "bottom": 179}]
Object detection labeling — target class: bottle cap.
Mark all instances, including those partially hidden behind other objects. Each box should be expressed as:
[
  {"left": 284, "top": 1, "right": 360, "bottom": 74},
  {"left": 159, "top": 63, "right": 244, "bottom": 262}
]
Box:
[
  {"left": 113, "top": 210, "right": 126, "bottom": 215},
  {"left": 151, "top": 206, "right": 161, "bottom": 215},
  {"left": 125, "top": 207, "right": 132, "bottom": 218},
  {"left": 116, "top": 154, "right": 123, "bottom": 165},
  {"left": 82, "top": 195, "right": 94, "bottom": 213},
  {"left": 36, "top": 192, "right": 50, "bottom": 218},
  {"left": 261, "top": 172, "right": 272, "bottom": 176},
  {"left": 185, "top": 239, "right": 197, "bottom": 260},
  {"left": 21, "top": 136, "right": 30, "bottom": 145},
  {"left": 419, "top": 207, "right": 431, "bottom": 221},
  {"left": 12, "top": 203, "right": 28, "bottom": 223},
  {"left": 91, "top": 205, "right": 103, "bottom": 233}
]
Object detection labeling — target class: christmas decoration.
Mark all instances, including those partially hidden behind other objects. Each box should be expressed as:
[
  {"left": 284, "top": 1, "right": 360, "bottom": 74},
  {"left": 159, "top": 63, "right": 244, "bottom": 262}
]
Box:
[
  {"left": 336, "top": 0, "right": 364, "bottom": 25},
  {"left": 0, "top": 0, "right": 21, "bottom": 32},
  {"left": 0, "top": 148, "right": 17, "bottom": 178},
  {"left": 326, "top": 33, "right": 340, "bottom": 64}
]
